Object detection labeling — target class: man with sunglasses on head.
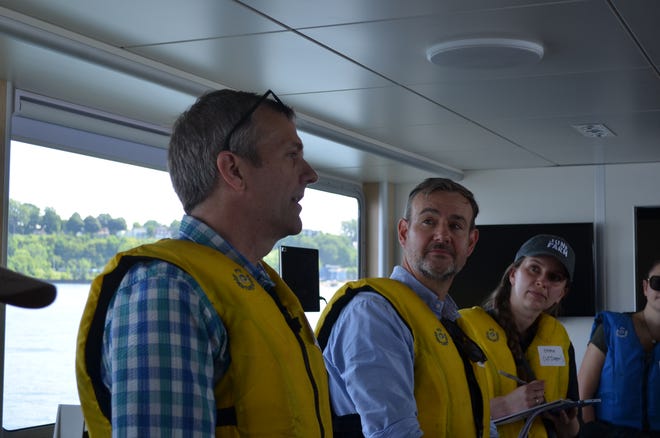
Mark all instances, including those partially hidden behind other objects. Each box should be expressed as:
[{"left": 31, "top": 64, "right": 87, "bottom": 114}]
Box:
[
  {"left": 579, "top": 259, "right": 660, "bottom": 437},
  {"left": 76, "top": 89, "right": 332, "bottom": 437},
  {"left": 316, "top": 178, "right": 493, "bottom": 438}
]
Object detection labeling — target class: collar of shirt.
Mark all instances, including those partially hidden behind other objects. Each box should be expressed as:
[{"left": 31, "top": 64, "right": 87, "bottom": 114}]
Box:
[
  {"left": 178, "top": 215, "right": 276, "bottom": 291},
  {"left": 390, "top": 265, "right": 460, "bottom": 321}
]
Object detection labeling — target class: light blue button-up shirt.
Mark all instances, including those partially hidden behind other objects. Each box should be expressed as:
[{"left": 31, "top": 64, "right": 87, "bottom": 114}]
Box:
[{"left": 322, "top": 265, "right": 463, "bottom": 438}]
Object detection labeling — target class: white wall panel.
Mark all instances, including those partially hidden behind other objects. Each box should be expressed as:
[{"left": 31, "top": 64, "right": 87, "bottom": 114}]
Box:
[{"left": 392, "top": 161, "right": 660, "bottom": 363}]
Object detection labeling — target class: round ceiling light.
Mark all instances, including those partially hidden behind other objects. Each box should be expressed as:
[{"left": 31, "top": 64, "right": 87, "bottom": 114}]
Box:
[{"left": 426, "top": 38, "right": 544, "bottom": 69}]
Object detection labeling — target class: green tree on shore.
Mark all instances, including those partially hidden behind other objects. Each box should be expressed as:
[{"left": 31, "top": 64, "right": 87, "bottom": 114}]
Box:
[{"left": 7, "top": 200, "right": 357, "bottom": 282}]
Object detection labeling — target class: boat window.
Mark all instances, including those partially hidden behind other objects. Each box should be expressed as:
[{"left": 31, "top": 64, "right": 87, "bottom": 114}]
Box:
[{"left": 4, "top": 138, "right": 360, "bottom": 430}]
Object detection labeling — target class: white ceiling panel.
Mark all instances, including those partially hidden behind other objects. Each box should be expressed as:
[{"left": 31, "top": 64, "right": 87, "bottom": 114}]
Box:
[
  {"left": 612, "top": 0, "right": 660, "bottom": 67},
  {"left": 281, "top": 87, "right": 471, "bottom": 131},
  {"left": 413, "top": 68, "right": 660, "bottom": 121},
  {"left": 359, "top": 117, "right": 520, "bottom": 153},
  {"left": 238, "top": 0, "right": 587, "bottom": 28},
  {"left": 0, "top": 0, "right": 658, "bottom": 184},
  {"left": 489, "top": 111, "right": 660, "bottom": 165},
  {"left": 363, "top": 123, "right": 554, "bottom": 170},
  {"left": 0, "top": 0, "right": 282, "bottom": 46},
  {"left": 316, "top": 163, "right": 439, "bottom": 185},
  {"left": 130, "top": 31, "right": 390, "bottom": 95},
  {"left": 299, "top": 1, "right": 646, "bottom": 86}
]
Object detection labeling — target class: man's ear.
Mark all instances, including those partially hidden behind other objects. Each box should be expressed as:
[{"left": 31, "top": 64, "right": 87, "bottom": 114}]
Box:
[
  {"left": 217, "top": 152, "right": 245, "bottom": 191},
  {"left": 466, "top": 227, "right": 479, "bottom": 257},
  {"left": 397, "top": 218, "right": 409, "bottom": 247}
]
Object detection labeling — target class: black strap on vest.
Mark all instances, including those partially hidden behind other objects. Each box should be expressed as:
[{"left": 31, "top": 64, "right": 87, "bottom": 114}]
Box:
[
  {"left": 318, "top": 286, "right": 487, "bottom": 437},
  {"left": 332, "top": 413, "right": 364, "bottom": 437},
  {"left": 87, "top": 255, "right": 245, "bottom": 427},
  {"left": 317, "top": 285, "right": 411, "bottom": 437},
  {"left": 441, "top": 317, "right": 486, "bottom": 438},
  {"left": 316, "top": 285, "right": 394, "bottom": 350},
  {"left": 86, "top": 255, "right": 158, "bottom": 421},
  {"left": 216, "top": 406, "right": 237, "bottom": 426},
  {"left": 87, "top": 255, "right": 324, "bottom": 435},
  {"left": 261, "top": 284, "right": 326, "bottom": 438}
]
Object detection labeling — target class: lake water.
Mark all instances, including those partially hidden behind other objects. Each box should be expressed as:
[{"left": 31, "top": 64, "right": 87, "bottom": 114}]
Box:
[
  {"left": 2, "top": 281, "right": 338, "bottom": 430},
  {"left": 3, "top": 282, "right": 89, "bottom": 430}
]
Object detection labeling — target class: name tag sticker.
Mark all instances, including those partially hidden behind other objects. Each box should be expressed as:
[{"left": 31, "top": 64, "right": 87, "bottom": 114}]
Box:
[{"left": 538, "top": 345, "right": 565, "bottom": 366}]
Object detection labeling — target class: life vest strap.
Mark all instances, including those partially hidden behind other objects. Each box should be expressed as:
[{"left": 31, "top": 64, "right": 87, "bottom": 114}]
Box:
[{"left": 217, "top": 406, "right": 237, "bottom": 426}]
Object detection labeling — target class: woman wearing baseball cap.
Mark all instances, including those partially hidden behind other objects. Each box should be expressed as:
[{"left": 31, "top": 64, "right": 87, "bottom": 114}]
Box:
[{"left": 459, "top": 234, "right": 580, "bottom": 438}]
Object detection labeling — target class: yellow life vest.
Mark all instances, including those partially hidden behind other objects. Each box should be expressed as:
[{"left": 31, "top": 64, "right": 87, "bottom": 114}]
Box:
[
  {"left": 76, "top": 238, "right": 333, "bottom": 437},
  {"left": 316, "top": 278, "right": 491, "bottom": 437},
  {"left": 458, "top": 307, "right": 570, "bottom": 438}
]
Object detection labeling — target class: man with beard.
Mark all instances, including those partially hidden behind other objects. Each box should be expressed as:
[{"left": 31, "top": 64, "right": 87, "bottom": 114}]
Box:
[{"left": 315, "top": 178, "right": 492, "bottom": 438}]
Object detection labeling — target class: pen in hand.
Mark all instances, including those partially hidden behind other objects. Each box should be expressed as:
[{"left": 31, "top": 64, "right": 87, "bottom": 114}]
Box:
[{"left": 498, "top": 369, "right": 528, "bottom": 385}]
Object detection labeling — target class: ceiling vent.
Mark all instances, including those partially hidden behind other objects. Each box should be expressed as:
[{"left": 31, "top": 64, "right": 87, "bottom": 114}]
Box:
[{"left": 572, "top": 124, "right": 616, "bottom": 138}]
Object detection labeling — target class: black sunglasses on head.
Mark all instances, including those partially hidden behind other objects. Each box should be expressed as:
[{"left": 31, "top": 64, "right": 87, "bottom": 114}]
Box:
[
  {"left": 222, "top": 89, "right": 285, "bottom": 152},
  {"left": 648, "top": 275, "right": 660, "bottom": 291}
]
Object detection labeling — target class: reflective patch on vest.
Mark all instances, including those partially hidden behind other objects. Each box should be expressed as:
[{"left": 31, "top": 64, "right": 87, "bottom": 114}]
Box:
[
  {"left": 615, "top": 325, "right": 629, "bottom": 338},
  {"left": 435, "top": 327, "right": 449, "bottom": 345},
  {"left": 486, "top": 328, "right": 499, "bottom": 342},
  {"left": 232, "top": 268, "right": 255, "bottom": 290},
  {"left": 538, "top": 345, "right": 566, "bottom": 366}
]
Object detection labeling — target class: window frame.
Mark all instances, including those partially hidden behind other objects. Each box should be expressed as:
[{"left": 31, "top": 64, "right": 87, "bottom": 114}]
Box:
[{"left": 0, "top": 88, "right": 364, "bottom": 435}]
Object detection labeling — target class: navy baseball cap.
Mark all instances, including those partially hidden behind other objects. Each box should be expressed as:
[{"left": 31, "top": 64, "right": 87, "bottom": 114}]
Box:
[
  {"left": 0, "top": 267, "right": 57, "bottom": 308},
  {"left": 514, "top": 234, "right": 575, "bottom": 281}
]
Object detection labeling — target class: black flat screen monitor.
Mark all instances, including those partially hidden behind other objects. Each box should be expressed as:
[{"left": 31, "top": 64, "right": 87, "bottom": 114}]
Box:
[
  {"left": 450, "top": 222, "right": 596, "bottom": 317},
  {"left": 280, "top": 245, "right": 320, "bottom": 312}
]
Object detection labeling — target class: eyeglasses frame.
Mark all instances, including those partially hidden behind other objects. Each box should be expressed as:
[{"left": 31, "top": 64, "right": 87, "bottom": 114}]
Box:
[{"left": 222, "top": 89, "right": 285, "bottom": 152}]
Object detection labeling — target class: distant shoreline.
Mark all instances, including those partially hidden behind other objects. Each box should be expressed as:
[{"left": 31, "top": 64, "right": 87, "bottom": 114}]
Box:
[{"left": 48, "top": 279, "right": 90, "bottom": 285}]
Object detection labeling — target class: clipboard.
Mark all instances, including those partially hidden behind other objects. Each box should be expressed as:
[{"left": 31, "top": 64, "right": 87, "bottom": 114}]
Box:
[
  {"left": 494, "top": 398, "right": 601, "bottom": 426},
  {"left": 518, "top": 399, "right": 600, "bottom": 438}
]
